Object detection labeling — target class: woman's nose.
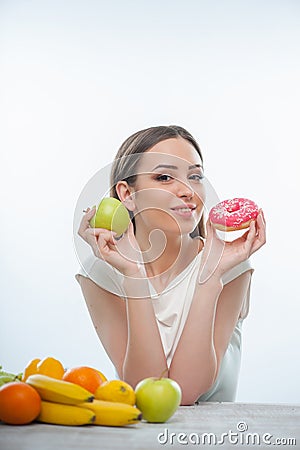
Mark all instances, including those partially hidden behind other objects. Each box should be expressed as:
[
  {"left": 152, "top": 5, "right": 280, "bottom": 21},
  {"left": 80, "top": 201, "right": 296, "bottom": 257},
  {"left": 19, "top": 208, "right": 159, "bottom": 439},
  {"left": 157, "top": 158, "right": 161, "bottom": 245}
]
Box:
[{"left": 176, "top": 179, "right": 194, "bottom": 198}]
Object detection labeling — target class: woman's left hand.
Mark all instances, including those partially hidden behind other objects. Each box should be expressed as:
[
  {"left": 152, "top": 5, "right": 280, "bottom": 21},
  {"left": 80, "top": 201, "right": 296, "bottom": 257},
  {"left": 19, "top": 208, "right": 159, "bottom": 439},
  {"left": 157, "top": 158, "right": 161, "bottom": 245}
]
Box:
[{"left": 199, "top": 209, "right": 266, "bottom": 283}]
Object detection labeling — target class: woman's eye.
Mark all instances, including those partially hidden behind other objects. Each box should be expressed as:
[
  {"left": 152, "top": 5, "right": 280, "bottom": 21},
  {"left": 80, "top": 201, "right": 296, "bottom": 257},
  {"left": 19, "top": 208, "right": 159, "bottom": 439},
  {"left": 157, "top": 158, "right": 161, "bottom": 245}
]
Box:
[
  {"left": 155, "top": 174, "right": 173, "bottom": 182},
  {"left": 189, "top": 173, "right": 204, "bottom": 181}
]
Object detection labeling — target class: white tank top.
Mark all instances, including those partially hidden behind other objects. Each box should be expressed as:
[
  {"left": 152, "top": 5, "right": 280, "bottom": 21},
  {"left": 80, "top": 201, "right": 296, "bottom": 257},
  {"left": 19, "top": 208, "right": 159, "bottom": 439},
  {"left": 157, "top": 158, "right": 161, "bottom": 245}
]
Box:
[{"left": 76, "top": 249, "right": 253, "bottom": 402}]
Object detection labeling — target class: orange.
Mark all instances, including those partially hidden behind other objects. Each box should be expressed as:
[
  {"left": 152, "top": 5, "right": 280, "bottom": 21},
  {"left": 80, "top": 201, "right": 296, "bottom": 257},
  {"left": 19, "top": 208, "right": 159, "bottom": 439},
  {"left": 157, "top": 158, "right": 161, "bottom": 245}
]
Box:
[
  {"left": 62, "top": 366, "right": 103, "bottom": 394},
  {"left": 95, "top": 380, "right": 136, "bottom": 405},
  {"left": 22, "top": 358, "right": 41, "bottom": 382},
  {"left": 95, "top": 369, "right": 108, "bottom": 383},
  {"left": 0, "top": 381, "right": 41, "bottom": 425},
  {"left": 37, "top": 357, "right": 65, "bottom": 379}
]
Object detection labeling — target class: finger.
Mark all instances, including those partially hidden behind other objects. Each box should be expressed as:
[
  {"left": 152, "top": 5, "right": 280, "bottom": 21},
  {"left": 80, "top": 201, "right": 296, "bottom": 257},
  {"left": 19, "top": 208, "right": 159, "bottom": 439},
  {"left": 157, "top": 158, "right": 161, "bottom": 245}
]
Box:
[
  {"left": 235, "top": 221, "right": 255, "bottom": 259},
  {"left": 96, "top": 233, "right": 109, "bottom": 256},
  {"left": 81, "top": 228, "right": 117, "bottom": 256},
  {"left": 78, "top": 207, "right": 96, "bottom": 236},
  {"left": 84, "top": 228, "right": 117, "bottom": 247},
  {"left": 93, "top": 230, "right": 118, "bottom": 259},
  {"left": 81, "top": 230, "right": 103, "bottom": 258},
  {"left": 259, "top": 209, "right": 266, "bottom": 228},
  {"left": 84, "top": 207, "right": 96, "bottom": 222},
  {"left": 252, "top": 213, "right": 266, "bottom": 252},
  {"left": 81, "top": 228, "right": 100, "bottom": 251},
  {"left": 239, "top": 227, "right": 250, "bottom": 242},
  {"left": 245, "top": 220, "right": 256, "bottom": 249},
  {"left": 247, "top": 216, "right": 266, "bottom": 255},
  {"left": 85, "top": 206, "right": 96, "bottom": 217},
  {"left": 254, "top": 211, "right": 265, "bottom": 238},
  {"left": 86, "top": 227, "right": 117, "bottom": 236},
  {"left": 257, "top": 210, "right": 264, "bottom": 226}
]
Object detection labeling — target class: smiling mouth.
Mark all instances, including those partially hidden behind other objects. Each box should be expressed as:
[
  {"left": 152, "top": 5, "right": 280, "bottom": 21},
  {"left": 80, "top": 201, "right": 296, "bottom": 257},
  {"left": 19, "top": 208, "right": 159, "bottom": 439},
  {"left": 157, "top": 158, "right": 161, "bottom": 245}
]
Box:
[
  {"left": 171, "top": 205, "right": 197, "bottom": 212},
  {"left": 170, "top": 205, "right": 197, "bottom": 217}
]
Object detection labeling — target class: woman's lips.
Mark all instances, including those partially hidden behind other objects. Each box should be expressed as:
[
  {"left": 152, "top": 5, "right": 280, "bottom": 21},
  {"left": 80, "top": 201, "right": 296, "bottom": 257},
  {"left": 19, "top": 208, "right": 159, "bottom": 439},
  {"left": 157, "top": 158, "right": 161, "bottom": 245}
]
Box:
[{"left": 170, "top": 204, "right": 197, "bottom": 218}]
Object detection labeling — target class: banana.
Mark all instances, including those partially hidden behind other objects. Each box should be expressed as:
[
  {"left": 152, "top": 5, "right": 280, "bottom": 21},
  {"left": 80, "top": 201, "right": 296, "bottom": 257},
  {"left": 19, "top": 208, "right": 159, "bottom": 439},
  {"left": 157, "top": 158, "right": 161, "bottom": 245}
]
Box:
[
  {"left": 81, "top": 399, "right": 142, "bottom": 426},
  {"left": 26, "top": 374, "right": 94, "bottom": 405},
  {"left": 37, "top": 401, "right": 96, "bottom": 426}
]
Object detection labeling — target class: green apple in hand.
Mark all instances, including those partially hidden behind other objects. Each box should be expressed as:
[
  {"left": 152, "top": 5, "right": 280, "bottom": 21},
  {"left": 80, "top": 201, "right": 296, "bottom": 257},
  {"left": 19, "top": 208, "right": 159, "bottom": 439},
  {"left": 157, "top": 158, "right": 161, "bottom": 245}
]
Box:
[
  {"left": 135, "top": 376, "right": 182, "bottom": 423},
  {"left": 90, "top": 197, "right": 130, "bottom": 236}
]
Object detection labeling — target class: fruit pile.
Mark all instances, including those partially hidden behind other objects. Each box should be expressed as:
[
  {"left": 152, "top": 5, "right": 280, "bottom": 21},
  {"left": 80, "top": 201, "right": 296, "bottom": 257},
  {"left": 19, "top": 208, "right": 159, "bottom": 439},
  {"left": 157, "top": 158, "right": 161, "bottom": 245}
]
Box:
[{"left": 0, "top": 357, "right": 182, "bottom": 427}]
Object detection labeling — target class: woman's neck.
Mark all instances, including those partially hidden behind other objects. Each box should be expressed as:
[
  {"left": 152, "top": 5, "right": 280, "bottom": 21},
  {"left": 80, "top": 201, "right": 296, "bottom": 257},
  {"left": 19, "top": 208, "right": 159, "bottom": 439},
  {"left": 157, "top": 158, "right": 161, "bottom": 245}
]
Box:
[{"left": 135, "top": 228, "right": 202, "bottom": 279}]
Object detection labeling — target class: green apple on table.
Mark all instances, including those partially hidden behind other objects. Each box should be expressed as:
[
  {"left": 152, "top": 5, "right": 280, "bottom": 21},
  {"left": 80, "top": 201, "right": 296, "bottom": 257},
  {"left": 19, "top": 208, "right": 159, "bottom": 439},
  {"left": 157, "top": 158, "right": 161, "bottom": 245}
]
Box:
[
  {"left": 135, "top": 376, "right": 182, "bottom": 423},
  {"left": 89, "top": 197, "right": 130, "bottom": 236}
]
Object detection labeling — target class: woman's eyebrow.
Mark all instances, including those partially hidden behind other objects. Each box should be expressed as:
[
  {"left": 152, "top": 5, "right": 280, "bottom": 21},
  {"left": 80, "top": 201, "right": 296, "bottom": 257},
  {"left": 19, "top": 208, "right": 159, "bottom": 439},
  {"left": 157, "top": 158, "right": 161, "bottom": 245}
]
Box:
[{"left": 151, "top": 163, "right": 202, "bottom": 171}]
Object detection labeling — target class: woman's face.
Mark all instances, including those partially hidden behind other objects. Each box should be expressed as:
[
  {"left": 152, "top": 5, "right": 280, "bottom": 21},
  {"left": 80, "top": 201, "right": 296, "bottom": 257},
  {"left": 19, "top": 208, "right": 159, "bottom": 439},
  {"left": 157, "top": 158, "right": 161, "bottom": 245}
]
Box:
[{"left": 131, "top": 137, "right": 206, "bottom": 236}]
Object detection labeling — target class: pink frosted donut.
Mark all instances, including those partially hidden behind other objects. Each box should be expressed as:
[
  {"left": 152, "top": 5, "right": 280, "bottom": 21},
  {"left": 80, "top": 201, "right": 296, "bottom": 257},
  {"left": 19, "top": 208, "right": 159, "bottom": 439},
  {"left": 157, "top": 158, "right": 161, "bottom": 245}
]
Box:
[{"left": 209, "top": 198, "right": 259, "bottom": 231}]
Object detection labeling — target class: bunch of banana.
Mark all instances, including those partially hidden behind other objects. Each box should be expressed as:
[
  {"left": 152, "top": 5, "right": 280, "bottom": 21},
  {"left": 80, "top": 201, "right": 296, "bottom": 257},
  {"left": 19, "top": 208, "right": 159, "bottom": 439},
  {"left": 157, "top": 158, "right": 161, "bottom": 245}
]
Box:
[
  {"left": 25, "top": 375, "right": 95, "bottom": 426},
  {"left": 26, "top": 374, "right": 142, "bottom": 427}
]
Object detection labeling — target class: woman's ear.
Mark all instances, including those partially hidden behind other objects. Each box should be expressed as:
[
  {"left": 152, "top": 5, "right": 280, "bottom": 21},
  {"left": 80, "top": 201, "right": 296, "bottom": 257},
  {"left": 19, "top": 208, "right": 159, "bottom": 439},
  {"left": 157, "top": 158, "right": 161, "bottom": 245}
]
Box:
[{"left": 115, "top": 181, "right": 136, "bottom": 211}]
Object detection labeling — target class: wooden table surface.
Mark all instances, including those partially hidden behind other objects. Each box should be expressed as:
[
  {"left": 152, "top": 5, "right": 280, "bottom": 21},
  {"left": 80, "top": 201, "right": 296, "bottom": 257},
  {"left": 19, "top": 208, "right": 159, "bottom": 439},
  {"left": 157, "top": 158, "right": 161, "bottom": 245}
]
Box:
[{"left": 1, "top": 402, "right": 299, "bottom": 450}]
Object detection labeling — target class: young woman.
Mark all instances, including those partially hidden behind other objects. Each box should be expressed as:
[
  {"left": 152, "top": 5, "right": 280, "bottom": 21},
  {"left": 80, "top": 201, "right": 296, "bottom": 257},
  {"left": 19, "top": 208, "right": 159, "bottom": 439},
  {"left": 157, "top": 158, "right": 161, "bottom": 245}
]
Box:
[{"left": 76, "top": 125, "right": 266, "bottom": 405}]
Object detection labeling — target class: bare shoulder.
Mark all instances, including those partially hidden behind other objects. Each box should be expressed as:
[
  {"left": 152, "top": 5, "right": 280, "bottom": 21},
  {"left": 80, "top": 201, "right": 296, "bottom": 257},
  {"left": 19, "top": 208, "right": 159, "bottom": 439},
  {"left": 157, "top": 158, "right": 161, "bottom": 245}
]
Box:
[
  {"left": 218, "top": 269, "right": 252, "bottom": 323},
  {"left": 222, "top": 269, "right": 252, "bottom": 294},
  {"left": 77, "top": 274, "right": 125, "bottom": 305}
]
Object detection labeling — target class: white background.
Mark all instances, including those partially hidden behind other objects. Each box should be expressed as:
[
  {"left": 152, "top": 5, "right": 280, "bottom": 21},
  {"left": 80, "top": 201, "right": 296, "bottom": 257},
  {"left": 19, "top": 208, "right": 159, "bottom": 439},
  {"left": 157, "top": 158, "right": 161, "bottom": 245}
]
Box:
[{"left": 1, "top": 0, "right": 299, "bottom": 403}]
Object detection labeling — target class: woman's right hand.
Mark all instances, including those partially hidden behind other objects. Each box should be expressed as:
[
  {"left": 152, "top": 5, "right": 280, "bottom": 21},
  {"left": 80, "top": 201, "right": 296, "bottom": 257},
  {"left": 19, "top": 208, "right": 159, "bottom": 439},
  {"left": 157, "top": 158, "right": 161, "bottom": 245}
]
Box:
[{"left": 78, "top": 207, "right": 143, "bottom": 276}]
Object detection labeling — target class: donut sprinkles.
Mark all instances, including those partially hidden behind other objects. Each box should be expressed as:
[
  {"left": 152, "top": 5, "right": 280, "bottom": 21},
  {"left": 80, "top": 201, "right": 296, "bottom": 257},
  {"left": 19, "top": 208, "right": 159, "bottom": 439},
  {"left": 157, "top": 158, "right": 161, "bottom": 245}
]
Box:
[{"left": 209, "top": 198, "right": 259, "bottom": 231}]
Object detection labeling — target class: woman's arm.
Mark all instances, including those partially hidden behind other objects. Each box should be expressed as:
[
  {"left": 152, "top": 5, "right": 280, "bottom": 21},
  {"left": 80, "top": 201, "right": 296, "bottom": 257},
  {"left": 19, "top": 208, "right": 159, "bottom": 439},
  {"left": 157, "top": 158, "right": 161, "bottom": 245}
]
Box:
[
  {"left": 169, "top": 213, "right": 265, "bottom": 405},
  {"left": 122, "top": 278, "right": 168, "bottom": 386},
  {"left": 77, "top": 274, "right": 168, "bottom": 386},
  {"left": 212, "top": 270, "right": 252, "bottom": 378},
  {"left": 169, "top": 270, "right": 251, "bottom": 405},
  {"left": 121, "top": 218, "right": 260, "bottom": 391},
  {"left": 77, "top": 209, "right": 168, "bottom": 385}
]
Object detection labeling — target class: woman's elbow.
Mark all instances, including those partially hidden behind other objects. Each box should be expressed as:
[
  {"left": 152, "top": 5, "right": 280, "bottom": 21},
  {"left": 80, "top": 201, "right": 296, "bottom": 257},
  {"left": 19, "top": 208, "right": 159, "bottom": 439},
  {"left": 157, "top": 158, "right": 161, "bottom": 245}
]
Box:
[
  {"left": 180, "top": 379, "right": 215, "bottom": 406},
  {"left": 180, "top": 395, "right": 197, "bottom": 406}
]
